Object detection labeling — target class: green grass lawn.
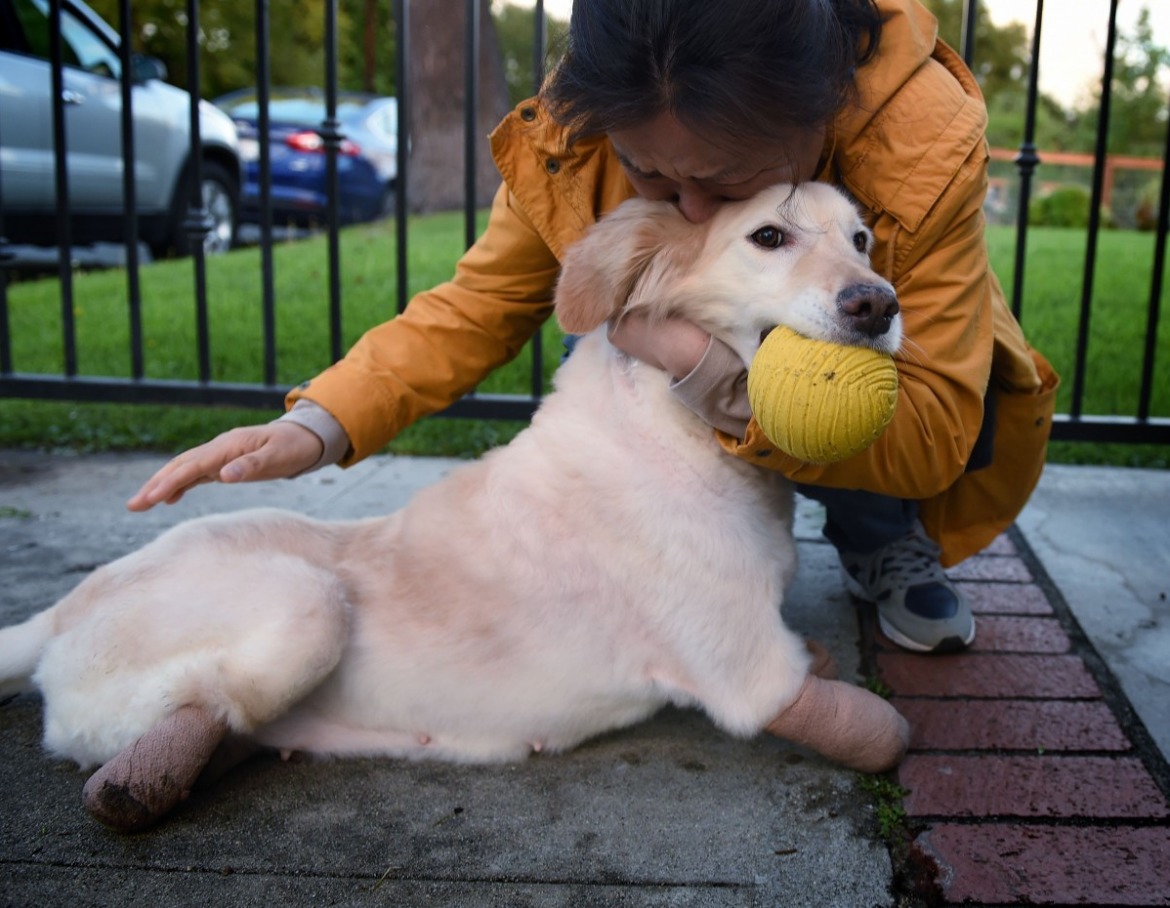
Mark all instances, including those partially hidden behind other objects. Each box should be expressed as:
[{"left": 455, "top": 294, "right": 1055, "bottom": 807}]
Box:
[
  {"left": 1, "top": 218, "right": 1167, "bottom": 467},
  {"left": 986, "top": 226, "right": 1170, "bottom": 468}
]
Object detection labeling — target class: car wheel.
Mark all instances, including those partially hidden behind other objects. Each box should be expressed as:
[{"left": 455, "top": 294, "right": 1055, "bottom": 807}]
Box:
[{"left": 169, "top": 160, "right": 239, "bottom": 257}]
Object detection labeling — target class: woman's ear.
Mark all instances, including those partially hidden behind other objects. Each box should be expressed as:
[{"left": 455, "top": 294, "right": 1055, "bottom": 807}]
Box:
[{"left": 554, "top": 199, "right": 697, "bottom": 334}]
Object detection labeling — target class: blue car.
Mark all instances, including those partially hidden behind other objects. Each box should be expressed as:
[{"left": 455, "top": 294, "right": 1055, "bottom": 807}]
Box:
[{"left": 214, "top": 87, "right": 399, "bottom": 226}]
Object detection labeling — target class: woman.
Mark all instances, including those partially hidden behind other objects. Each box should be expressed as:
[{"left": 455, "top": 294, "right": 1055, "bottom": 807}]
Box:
[{"left": 128, "top": 0, "right": 1058, "bottom": 654}]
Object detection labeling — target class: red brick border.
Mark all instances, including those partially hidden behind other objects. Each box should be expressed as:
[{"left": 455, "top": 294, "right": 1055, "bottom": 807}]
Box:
[{"left": 866, "top": 532, "right": 1170, "bottom": 906}]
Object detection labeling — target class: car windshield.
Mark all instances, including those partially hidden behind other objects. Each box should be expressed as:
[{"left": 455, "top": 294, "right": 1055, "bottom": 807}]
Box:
[{"left": 222, "top": 97, "right": 370, "bottom": 127}]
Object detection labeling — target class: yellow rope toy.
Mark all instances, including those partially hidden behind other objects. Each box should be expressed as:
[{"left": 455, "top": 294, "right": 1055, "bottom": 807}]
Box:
[{"left": 747, "top": 327, "right": 899, "bottom": 464}]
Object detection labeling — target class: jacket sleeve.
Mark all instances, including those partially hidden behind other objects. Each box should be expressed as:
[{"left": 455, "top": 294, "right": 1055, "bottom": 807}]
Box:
[
  {"left": 285, "top": 182, "right": 562, "bottom": 464},
  {"left": 720, "top": 143, "right": 995, "bottom": 500}
]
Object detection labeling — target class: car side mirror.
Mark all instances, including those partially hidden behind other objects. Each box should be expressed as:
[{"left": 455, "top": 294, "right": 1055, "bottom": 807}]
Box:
[{"left": 130, "top": 54, "right": 168, "bottom": 85}]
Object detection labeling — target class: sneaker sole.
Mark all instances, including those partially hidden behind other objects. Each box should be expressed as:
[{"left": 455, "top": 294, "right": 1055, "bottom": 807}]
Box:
[{"left": 877, "top": 614, "right": 975, "bottom": 654}]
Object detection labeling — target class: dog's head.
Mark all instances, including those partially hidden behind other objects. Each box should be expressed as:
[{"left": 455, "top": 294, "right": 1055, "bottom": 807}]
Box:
[{"left": 555, "top": 182, "right": 901, "bottom": 365}]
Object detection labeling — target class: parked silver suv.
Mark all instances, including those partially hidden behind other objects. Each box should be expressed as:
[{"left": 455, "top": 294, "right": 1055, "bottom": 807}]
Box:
[{"left": 0, "top": 0, "right": 241, "bottom": 256}]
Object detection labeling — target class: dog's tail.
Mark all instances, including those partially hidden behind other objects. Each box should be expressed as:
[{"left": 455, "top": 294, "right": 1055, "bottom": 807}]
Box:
[{"left": 0, "top": 610, "right": 53, "bottom": 697}]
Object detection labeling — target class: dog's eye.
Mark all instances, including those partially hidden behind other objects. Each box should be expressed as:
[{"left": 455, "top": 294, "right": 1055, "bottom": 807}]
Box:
[
  {"left": 852, "top": 230, "right": 870, "bottom": 253},
  {"left": 750, "top": 226, "right": 786, "bottom": 249}
]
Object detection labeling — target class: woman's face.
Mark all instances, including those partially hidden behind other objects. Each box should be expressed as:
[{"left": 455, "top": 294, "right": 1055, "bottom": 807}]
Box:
[{"left": 608, "top": 113, "right": 825, "bottom": 224}]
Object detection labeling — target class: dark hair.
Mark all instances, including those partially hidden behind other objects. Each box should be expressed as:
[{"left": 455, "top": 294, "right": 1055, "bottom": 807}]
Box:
[{"left": 542, "top": 0, "right": 883, "bottom": 147}]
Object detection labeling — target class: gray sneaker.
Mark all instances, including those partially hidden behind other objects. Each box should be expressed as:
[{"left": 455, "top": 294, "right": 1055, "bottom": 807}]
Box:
[{"left": 840, "top": 522, "right": 976, "bottom": 653}]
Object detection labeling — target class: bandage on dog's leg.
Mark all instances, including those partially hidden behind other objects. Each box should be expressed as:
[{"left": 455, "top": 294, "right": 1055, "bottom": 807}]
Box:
[
  {"left": 198, "top": 734, "right": 264, "bottom": 788},
  {"left": 82, "top": 705, "right": 229, "bottom": 832},
  {"left": 765, "top": 675, "right": 909, "bottom": 773}
]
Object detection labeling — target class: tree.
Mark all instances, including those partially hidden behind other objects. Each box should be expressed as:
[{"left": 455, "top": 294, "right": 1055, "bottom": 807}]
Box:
[
  {"left": 492, "top": 2, "right": 568, "bottom": 107},
  {"left": 341, "top": 0, "right": 397, "bottom": 96},
  {"left": 919, "top": 0, "right": 1073, "bottom": 152},
  {"left": 1086, "top": 6, "right": 1170, "bottom": 157},
  {"left": 921, "top": 0, "right": 1030, "bottom": 102},
  {"left": 405, "top": 0, "right": 510, "bottom": 212},
  {"left": 90, "top": 0, "right": 527, "bottom": 211},
  {"left": 89, "top": 0, "right": 356, "bottom": 98}
]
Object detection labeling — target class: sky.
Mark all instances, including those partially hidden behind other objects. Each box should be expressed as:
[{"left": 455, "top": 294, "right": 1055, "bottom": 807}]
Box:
[{"left": 516, "top": 0, "right": 1170, "bottom": 109}]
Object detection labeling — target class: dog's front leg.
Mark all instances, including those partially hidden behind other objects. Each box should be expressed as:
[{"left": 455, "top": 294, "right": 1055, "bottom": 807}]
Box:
[
  {"left": 764, "top": 675, "right": 909, "bottom": 773},
  {"left": 82, "top": 705, "right": 229, "bottom": 832}
]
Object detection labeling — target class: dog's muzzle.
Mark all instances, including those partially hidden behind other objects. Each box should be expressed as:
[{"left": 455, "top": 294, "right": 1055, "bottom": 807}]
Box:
[{"left": 836, "top": 284, "right": 900, "bottom": 338}]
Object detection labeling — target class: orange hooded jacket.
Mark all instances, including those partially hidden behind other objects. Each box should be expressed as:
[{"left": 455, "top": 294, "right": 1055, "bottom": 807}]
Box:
[{"left": 288, "top": 0, "right": 1058, "bottom": 566}]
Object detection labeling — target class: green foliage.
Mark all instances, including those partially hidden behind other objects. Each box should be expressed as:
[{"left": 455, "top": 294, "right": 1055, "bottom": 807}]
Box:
[
  {"left": 857, "top": 774, "right": 909, "bottom": 843},
  {"left": 1134, "top": 177, "right": 1167, "bottom": 231},
  {"left": 1088, "top": 8, "right": 1170, "bottom": 157},
  {"left": 84, "top": 0, "right": 568, "bottom": 102},
  {"left": 1028, "top": 186, "right": 1093, "bottom": 228},
  {"left": 921, "top": 1, "right": 1170, "bottom": 159},
  {"left": 492, "top": 2, "right": 569, "bottom": 106},
  {"left": 920, "top": 0, "right": 1030, "bottom": 101},
  {"left": 87, "top": 0, "right": 344, "bottom": 98}
]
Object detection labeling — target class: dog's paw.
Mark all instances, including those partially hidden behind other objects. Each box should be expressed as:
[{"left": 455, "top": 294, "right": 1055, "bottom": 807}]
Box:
[{"left": 765, "top": 675, "right": 909, "bottom": 773}]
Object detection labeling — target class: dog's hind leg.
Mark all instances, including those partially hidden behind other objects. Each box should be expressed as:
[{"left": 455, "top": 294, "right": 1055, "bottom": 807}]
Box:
[
  {"left": 38, "top": 549, "right": 352, "bottom": 768},
  {"left": 75, "top": 557, "right": 351, "bottom": 832},
  {"left": 38, "top": 543, "right": 353, "bottom": 830}
]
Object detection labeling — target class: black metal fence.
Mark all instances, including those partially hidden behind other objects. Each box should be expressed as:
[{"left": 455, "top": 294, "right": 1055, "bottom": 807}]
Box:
[{"left": 0, "top": 0, "right": 1167, "bottom": 444}]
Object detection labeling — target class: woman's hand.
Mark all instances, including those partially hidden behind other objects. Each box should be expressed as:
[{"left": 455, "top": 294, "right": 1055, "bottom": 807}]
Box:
[
  {"left": 606, "top": 312, "right": 711, "bottom": 381},
  {"left": 126, "top": 422, "right": 324, "bottom": 512}
]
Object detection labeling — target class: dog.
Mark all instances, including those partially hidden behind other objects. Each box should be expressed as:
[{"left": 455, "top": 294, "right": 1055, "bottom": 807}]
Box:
[{"left": 0, "top": 182, "right": 908, "bottom": 831}]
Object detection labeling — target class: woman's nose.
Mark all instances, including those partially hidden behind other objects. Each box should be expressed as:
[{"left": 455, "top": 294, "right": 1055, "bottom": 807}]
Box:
[{"left": 675, "top": 187, "right": 724, "bottom": 224}]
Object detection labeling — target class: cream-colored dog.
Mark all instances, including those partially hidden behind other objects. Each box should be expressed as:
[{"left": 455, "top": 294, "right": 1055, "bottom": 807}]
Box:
[{"left": 0, "top": 183, "right": 908, "bottom": 831}]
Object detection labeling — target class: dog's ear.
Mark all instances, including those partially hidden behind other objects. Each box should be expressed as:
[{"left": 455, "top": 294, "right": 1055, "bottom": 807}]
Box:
[{"left": 554, "top": 199, "right": 699, "bottom": 334}]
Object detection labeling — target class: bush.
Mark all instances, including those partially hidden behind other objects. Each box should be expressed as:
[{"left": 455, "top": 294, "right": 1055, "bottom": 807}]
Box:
[
  {"left": 1029, "top": 185, "right": 1093, "bottom": 228},
  {"left": 1134, "top": 178, "right": 1167, "bottom": 232}
]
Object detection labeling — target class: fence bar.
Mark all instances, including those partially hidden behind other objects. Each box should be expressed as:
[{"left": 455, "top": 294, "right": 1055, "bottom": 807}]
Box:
[
  {"left": 1051, "top": 415, "right": 1170, "bottom": 445},
  {"left": 1137, "top": 96, "right": 1170, "bottom": 422},
  {"left": 464, "top": 0, "right": 480, "bottom": 251},
  {"left": 116, "top": 0, "right": 144, "bottom": 380},
  {"left": 394, "top": 0, "right": 410, "bottom": 315},
  {"left": 184, "top": 0, "right": 212, "bottom": 382},
  {"left": 532, "top": 0, "right": 547, "bottom": 90},
  {"left": 0, "top": 77, "right": 10, "bottom": 374},
  {"left": 1069, "top": 0, "right": 1121, "bottom": 420},
  {"left": 959, "top": 0, "right": 978, "bottom": 66},
  {"left": 2, "top": 0, "right": 1167, "bottom": 449},
  {"left": 255, "top": 0, "right": 278, "bottom": 385},
  {"left": 0, "top": 373, "right": 539, "bottom": 420},
  {"left": 529, "top": 0, "right": 547, "bottom": 400},
  {"left": 49, "top": 0, "right": 77, "bottom": 377},
  {"left": 1010, "top": 0, "right": 1044, "bottom": 321},
  {"left": 322, "top": 0, "right": 344, "bottom": 363}
]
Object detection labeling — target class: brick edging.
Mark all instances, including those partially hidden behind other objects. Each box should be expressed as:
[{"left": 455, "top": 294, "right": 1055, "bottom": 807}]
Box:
[{"left": 862, "top": 525, "right": 1170, "bottom": 907}]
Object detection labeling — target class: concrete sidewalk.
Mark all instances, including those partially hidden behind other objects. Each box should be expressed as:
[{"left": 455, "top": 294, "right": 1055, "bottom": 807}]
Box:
[{"left": 0, "top": 451, "right": 1167, "bottom": 906}]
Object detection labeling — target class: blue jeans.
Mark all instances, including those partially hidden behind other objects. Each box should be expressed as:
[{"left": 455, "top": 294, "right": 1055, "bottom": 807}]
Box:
[{"left": 797, "top": 485, "right": 917, "bottom": 556}]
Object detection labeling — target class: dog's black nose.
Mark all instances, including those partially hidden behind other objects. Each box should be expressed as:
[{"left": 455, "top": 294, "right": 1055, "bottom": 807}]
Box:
[{"left": 836, "top": 284, "right": 900, "bottom": 338}]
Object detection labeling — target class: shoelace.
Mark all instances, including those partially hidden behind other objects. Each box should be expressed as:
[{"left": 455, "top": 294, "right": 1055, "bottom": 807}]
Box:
[{"left": 860, "top": 531, "right": 945, "bottom": 593}]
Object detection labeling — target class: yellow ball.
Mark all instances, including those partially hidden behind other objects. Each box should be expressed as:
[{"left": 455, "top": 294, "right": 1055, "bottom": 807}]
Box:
[{"left": 747, "top": 327, "right": 898, "bottom": 463}]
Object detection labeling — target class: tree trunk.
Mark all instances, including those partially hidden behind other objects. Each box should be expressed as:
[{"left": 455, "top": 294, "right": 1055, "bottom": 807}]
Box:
[{"left": 406, "top": 0, "right": 510, "bottom": 212}]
